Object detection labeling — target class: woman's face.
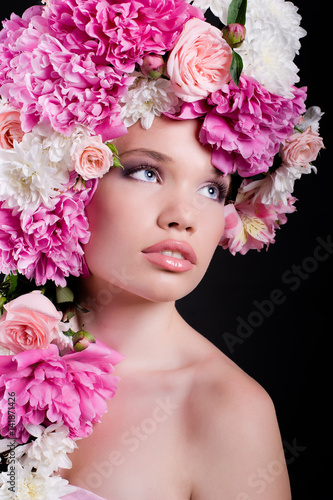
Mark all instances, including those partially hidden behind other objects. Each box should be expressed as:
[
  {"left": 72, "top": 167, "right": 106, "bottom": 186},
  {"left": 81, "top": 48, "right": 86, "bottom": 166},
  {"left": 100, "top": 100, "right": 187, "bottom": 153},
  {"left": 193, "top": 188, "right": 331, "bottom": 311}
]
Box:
[{"left": 83, "top": 116, "right": 230, "bottom": 302}]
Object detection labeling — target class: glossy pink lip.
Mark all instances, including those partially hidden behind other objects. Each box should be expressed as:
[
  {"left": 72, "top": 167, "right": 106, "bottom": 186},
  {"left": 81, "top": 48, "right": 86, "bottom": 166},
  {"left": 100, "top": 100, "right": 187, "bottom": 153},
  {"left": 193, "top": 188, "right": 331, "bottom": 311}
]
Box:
[{"left": 142, "top": 239, "right": 197, "bottom": 272}]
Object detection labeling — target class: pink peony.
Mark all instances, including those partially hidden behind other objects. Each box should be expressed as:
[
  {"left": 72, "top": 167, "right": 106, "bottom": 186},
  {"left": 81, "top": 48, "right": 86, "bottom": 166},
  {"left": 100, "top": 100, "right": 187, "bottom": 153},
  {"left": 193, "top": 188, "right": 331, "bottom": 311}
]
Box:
[
  {"left": 0, "top": 6, "right": 43, "bottom": 85},
  {"left": 73, "top": 136, "right": 113, "bottom": 180},
  {"left": 280, "top": 126, "right": 324, "bottom": 167},
  {"left": 167, "top": 18, "right": 232, "bottom": 102},
  {"left": 0, "top": 0, "right": 203, "bottom": 140},
  {"left": 205, "top": 77, "right": 307, "bottom": 177},
  {"left": 0, "top": 341, "right": 124, "bottom": 443},
  {"left": 0, "top": 7, "right": 45, "bottom": 131},
  {"left": 169, "top": 76, "right": 307, "bottom": 177},
  {"left": 0, "top": 7, "right": 129, "bottom": 140},
  {"left": 0, "top": 110, "right": 24, "bottom": 149},
  {"left": 0, "top": 179, "right": 97, "bottom": 286},
  {"left": 73, "top": 0, "right": 204, "bottom": 71},
  {"left": 0, "top": 291, "right": 62, "bottom": 354}
]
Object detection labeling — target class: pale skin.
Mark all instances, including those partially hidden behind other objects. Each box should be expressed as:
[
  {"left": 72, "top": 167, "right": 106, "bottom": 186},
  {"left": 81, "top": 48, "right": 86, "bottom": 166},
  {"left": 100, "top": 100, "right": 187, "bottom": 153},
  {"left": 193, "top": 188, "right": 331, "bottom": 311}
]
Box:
[{"left": 63, "top": 117, "right": 291, "bottom": 500}]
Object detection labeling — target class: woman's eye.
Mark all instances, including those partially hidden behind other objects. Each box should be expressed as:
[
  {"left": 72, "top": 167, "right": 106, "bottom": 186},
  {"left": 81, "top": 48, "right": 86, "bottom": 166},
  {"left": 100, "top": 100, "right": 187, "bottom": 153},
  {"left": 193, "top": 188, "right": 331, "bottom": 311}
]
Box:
[
  {"left": 198, "top": 185, "right": 220, "bottom": 200},
  {"left": 129, "top": 167, "right": 158, "bottom": 183}
]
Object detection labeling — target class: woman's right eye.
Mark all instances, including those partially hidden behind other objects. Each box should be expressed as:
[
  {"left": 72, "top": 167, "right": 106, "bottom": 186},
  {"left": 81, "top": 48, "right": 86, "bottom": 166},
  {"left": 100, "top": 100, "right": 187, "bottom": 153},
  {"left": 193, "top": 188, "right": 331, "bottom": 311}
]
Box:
[{"left": 127, "top": 166, "right": 158, "bottom": 183}]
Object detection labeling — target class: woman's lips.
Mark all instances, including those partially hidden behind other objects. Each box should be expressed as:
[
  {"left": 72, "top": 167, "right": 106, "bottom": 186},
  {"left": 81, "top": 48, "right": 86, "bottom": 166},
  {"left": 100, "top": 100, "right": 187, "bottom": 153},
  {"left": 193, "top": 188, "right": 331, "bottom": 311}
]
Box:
[{"left": 142, "top": 239, "right": 197, "bottom": 272}]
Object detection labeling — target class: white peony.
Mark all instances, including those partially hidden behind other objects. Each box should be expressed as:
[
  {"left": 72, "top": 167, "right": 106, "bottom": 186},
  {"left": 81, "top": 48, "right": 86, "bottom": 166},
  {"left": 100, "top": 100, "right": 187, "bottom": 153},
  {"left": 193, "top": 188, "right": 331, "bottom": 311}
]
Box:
[
  {"left": 235, "top": 0, "right": 306, "bottom": 97},
  {"left": 42, "top": 124, "right": 91, "bottom": 164},
  {"left": 17, "top": 423, "right": 77, "bottom": 475},
  {"left": 245, "top": 0, "right": 306, "bottom": 50},
  {"left": 0, "top": 124, "right": 71, "bottom": 215},
  {"left": 0, "top": 463, "right": 76, "bottom": 500},
  {"left": 237, "top": 22, "right": 301, "bottom": 97},
  {"left": 121, "top": 77, "right": 180, "bottom": 130}
]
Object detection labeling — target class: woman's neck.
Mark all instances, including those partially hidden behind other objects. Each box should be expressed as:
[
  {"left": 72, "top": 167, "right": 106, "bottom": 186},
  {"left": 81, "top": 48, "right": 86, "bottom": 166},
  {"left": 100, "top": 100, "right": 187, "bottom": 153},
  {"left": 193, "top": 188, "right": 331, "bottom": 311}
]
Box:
[{"left": 76, "top": 281, "right": 184, "bottom": 372}]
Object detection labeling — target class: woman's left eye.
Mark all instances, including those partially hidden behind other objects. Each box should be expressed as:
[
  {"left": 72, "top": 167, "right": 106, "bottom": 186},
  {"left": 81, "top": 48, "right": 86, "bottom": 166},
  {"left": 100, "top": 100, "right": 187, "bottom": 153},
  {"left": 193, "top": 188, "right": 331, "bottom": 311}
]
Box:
[
  {"left": 128, "top": 167, "right": 158, "bottom": 183},
  {"left": 198, "top": 184, "right": 221, "bottom": 201}
]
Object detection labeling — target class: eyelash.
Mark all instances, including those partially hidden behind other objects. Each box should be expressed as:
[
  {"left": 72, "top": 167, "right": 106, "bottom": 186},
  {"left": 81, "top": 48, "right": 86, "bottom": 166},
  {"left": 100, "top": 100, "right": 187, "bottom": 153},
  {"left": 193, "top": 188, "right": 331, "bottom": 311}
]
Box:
[
  {"left": 123, "top": 164, "right": 160, "bottom": 180},
  {"left": 123, "top": 164, "right": 228, "bottom": 203},
  {"left": 212, "top": 179, "right": 229, "bottom": 202}
]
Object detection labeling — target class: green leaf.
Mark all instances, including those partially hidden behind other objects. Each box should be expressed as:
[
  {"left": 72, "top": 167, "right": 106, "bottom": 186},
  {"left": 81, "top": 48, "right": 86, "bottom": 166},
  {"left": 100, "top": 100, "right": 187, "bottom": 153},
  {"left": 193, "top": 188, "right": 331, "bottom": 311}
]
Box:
[
  {"left": 0, "top": 295, "right": 7, "bottom": 314},
  {"left": 8, "top": 273, "right": 18, "bottom": 295},
  {"left": 227, "top": 0, "right": 247, "bottom": 25},
  {"left": 113, "top": 156, "right": 123, "bottom": 169},
  {"left": 62, "top": 328, "right": 75, "bottom": 337},
  {"left": 106, "top": 142, "right": 123, "bottom": 169},
  {"left": 106, "top": 142, "right": 118, "bottom": 155},
  {"left": 56, "top": 286, "right": 74, "bottom": 304},
  {"left": 230, "top": 50, "right": 243, "bottom": 87}
]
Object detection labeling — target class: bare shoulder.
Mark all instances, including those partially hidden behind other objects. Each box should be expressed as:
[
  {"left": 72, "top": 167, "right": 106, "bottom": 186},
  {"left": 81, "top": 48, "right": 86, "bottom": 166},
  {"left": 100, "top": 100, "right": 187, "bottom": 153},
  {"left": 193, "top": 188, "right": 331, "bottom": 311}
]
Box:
[
  {"left": 187, "top": 346, "right": 276, "bottom": 438},
  {"left": 184, "top": 341, "right": 291, "bottom": 500}
]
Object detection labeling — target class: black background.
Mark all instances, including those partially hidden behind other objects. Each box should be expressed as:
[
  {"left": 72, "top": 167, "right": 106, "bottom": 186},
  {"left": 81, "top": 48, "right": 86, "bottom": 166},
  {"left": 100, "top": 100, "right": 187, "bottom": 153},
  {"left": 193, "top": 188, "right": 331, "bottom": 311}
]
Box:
[{"left": 0, "top": 1, "right": 331, "bottom": 499}]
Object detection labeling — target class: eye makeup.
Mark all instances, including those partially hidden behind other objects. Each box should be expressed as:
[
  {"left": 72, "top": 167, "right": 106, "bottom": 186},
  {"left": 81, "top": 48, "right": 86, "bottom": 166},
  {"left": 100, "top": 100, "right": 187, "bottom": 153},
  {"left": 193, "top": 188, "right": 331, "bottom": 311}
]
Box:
[{"left": 119, "top": 150, "right": 230, "bottom": 203}]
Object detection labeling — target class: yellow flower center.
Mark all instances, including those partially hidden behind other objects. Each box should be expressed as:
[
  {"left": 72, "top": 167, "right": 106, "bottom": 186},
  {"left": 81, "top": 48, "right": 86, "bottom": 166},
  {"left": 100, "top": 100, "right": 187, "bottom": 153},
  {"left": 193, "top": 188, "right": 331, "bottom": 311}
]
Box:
[{"left": 240, "top": 214, "right": 267, "bottom": 241}]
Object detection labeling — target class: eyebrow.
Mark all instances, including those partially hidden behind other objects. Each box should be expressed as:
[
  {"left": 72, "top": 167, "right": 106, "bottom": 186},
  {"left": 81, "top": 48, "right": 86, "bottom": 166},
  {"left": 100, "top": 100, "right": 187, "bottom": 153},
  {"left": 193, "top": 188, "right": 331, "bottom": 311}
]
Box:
[
  {"left": 208, "top": 165, "right": 229, "bottom": 183},
  {"left": 120, "top": 147, "right": 229, "bottom": 183},
  {"left": 119, "top": 148, "right": 172, "bottom": 163}
]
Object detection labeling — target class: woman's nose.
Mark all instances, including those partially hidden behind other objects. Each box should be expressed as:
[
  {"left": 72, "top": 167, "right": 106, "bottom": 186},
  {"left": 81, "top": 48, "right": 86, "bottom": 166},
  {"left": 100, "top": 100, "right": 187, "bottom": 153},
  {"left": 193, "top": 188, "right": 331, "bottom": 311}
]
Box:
[{"left": 157, "top": 195, "right": 198, "bottom": 235}]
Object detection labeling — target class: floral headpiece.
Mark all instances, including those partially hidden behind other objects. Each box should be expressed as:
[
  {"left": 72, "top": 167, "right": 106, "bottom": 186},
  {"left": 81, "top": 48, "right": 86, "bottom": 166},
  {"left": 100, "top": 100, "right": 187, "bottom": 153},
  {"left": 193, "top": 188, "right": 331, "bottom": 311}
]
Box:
[
  {"left": 0, "top": 0, "right": 325, "bottom": 285},
  {"left": 0, "top": 0, "right": 325, "bottom": 497}
]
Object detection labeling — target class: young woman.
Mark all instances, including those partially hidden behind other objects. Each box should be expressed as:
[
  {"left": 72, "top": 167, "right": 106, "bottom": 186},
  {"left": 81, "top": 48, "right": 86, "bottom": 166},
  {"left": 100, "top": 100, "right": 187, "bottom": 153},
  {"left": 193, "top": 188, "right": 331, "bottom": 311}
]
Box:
[
  {"left": 0, "top": 0, "right": 324, "bottom": 499},
  {"left": 61, "top": 116, "right": 292, "bottom": 499}
]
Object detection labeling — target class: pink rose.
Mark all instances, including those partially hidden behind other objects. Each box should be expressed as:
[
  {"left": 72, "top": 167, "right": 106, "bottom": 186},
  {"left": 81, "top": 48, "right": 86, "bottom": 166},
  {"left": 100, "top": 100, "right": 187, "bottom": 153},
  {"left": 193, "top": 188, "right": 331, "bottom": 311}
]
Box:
[
  {"left": 0, "top": 110, "right": 24, "bottom": 149},
  {"left": 280, "top": 127, "right": 324, "bottom": 167},
  {"left": 0, "top": 291, "right": 63, "bottom": 353},
  {"left": 167, "top": 18, "right": 233, "bottom": 102},
  {"left": 73, "top": 136, "right": 113, "bottom": 180}
]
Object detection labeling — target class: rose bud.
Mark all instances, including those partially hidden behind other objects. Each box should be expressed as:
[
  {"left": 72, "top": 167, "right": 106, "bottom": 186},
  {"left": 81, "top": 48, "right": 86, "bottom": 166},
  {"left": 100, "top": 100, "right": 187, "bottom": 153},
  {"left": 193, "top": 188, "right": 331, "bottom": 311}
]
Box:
[
  {"left": 140, "top": 54, "right": 165, "bottom": 79},
  {"left": 222, "top": 23, "right": 246, "bottom": 49},
  {"left": 72, "top": 329, "right": 96, "bottom": 352}
]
